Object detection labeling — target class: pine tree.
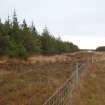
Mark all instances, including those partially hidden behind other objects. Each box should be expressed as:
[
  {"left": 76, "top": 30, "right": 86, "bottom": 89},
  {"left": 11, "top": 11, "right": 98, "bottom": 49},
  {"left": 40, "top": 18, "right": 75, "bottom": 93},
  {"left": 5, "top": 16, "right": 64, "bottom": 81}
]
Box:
[
  {"left": 11, "top": 10, "right": 21, "bottom": 42},
  {"left": 0, "top": 19, "right": 10, "bottom": 54},
  {"left": 41, "top": 27, "right": 57, "bottom": 54},
  {"left": 4, "top": 15, "right": 12, "bottom": 36},
  {"left": 0, "top": 12, "right": 79, "bottom": 58},
  {"left": 21, "top": 19, "right": 40, "bottom": 54},
  {"left": 0, "top": 19, "right": 4, "bottom": 33},
  {"left": 8, "top": 12, "right": 28, "bottom": 58},
  {"left": 12, "top": 10, "right": 19, "bottom": 30},
  {"left": 30, "top": 22, "right": 41, "bottom": 53}
]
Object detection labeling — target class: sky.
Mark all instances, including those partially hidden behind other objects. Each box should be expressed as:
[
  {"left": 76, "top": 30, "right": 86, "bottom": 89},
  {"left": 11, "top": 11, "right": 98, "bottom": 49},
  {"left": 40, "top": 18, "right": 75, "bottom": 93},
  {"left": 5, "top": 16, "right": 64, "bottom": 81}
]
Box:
[{"left": 0, "top": 0, "right": 105, "bottom": 49}]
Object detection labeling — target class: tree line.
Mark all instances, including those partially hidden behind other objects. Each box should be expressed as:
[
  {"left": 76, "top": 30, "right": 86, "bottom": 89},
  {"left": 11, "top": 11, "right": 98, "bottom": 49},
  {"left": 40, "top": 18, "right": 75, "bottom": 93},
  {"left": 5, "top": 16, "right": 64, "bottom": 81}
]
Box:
[
  {"left": 0, "top": 11, "right": 79, "bottom": 59},
  {"left": 96, "top": 46, "right": 105, "bottom": 51}
]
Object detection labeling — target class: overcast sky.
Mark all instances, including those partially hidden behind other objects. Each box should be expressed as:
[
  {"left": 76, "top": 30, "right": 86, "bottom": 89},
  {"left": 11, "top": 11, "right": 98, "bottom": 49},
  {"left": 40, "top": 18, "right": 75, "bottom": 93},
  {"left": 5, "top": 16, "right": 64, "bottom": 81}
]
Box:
[{"left": 1, "top": 0, "right": 105, "bottom": 49}]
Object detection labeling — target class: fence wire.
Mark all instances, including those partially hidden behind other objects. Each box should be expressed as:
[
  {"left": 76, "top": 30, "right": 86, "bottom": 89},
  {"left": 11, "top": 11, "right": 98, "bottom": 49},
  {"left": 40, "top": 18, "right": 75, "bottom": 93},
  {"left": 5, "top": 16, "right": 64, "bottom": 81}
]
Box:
[{"left": 43, "top": 57, "right": 92, "bottom": 105}]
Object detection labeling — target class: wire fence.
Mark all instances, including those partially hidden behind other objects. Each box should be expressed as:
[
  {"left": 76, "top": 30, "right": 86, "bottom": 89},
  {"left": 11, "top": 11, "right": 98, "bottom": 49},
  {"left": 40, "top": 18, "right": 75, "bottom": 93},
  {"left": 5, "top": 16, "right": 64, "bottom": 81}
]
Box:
[{"left": 42, "top": 57, "right": 92, "bottom": 105}]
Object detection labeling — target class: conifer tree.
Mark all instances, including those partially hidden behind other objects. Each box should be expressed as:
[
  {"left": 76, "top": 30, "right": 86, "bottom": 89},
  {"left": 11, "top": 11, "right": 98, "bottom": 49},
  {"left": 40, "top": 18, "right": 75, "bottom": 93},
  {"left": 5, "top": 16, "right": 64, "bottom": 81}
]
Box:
[
  {"left": 0, "top": 11, "right": 79, "bottom": 58},
  {"left": 30, "top": 22, "right": 42, "bottom": 53},
  {"left": 11, "top": 10, "right": 21, "bottom": 42}
]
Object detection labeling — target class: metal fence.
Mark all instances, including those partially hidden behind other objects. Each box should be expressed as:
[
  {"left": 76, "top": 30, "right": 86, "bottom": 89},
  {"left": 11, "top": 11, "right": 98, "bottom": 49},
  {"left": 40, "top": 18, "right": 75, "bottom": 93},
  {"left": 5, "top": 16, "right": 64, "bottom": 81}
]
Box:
[{"left": 42, "top": 58, "right": 92, "bottom": 105}]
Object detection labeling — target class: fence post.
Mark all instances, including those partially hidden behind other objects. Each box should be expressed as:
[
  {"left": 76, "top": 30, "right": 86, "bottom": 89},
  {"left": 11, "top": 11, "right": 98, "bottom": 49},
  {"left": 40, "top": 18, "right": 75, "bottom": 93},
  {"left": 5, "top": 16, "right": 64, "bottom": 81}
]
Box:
[
  {"left": 91, "top": 56, "right": 94, "bottom": 64},
  {"left": 76, "top": 62, "right": 79, "bottom": 86}
]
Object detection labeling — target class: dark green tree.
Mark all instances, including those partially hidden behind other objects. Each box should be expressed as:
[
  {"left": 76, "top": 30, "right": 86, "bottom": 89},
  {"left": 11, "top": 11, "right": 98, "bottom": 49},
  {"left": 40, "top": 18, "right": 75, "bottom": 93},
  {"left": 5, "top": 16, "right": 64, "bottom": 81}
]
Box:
[
  {"left": 0, "top": 11, "right": 79, "bottom": 58},
  {"left": 0, "top": 19, "right": 10, "bottom": 55},
  {"left": 96, "top": 46, "right": 105, "bottom": 51}
]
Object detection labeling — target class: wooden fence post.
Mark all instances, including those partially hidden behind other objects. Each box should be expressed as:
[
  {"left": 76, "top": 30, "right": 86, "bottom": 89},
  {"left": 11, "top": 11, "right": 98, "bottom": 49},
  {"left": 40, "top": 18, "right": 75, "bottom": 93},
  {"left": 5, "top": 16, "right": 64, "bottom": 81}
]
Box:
[
  {"left": 92, "top": 56, "right": 94, "bottom": 64},
  {"left": 76, "top": 63, "right": 79, "bottom": 86}
]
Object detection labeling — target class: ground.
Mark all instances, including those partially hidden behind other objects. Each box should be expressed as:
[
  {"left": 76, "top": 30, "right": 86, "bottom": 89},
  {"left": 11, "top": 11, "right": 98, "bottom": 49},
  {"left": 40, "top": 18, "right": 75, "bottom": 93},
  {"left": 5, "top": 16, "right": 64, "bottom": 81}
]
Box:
[
  {"left": 73, "top": 52, "right": 105, "bottom": 105},
  {"left": 0, "top": 53, "right": 73, "bottom": 105},
  {"left": 0, "top": 52, "right": 93, "bottom": 105}
]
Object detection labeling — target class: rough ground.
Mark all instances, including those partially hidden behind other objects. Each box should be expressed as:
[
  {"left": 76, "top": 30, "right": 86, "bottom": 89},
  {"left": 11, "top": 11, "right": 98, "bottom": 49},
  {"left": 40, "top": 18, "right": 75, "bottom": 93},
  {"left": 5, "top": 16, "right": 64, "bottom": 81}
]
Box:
[
  {"left": 72, "top": 52, "right": 105, "bottom": 105},
  {"left": 0, "top": 52, "right": 92, "bottom": 105}
]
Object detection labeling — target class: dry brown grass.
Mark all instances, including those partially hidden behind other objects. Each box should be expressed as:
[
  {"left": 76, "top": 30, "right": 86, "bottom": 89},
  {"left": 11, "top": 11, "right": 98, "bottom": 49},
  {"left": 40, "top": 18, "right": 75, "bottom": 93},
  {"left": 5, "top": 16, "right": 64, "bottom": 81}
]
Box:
[
  {"left": 0, "top": 54, "right": 72, "bottom": 65},
  {"left": 0, "top": 61, "right": 72, "bottom": 105},
  {"left": 0, "top": 52, "right": 92, "bottom": 105},
  {"left": 72, "top": 53, "right": 105, "bottom": 105}
]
